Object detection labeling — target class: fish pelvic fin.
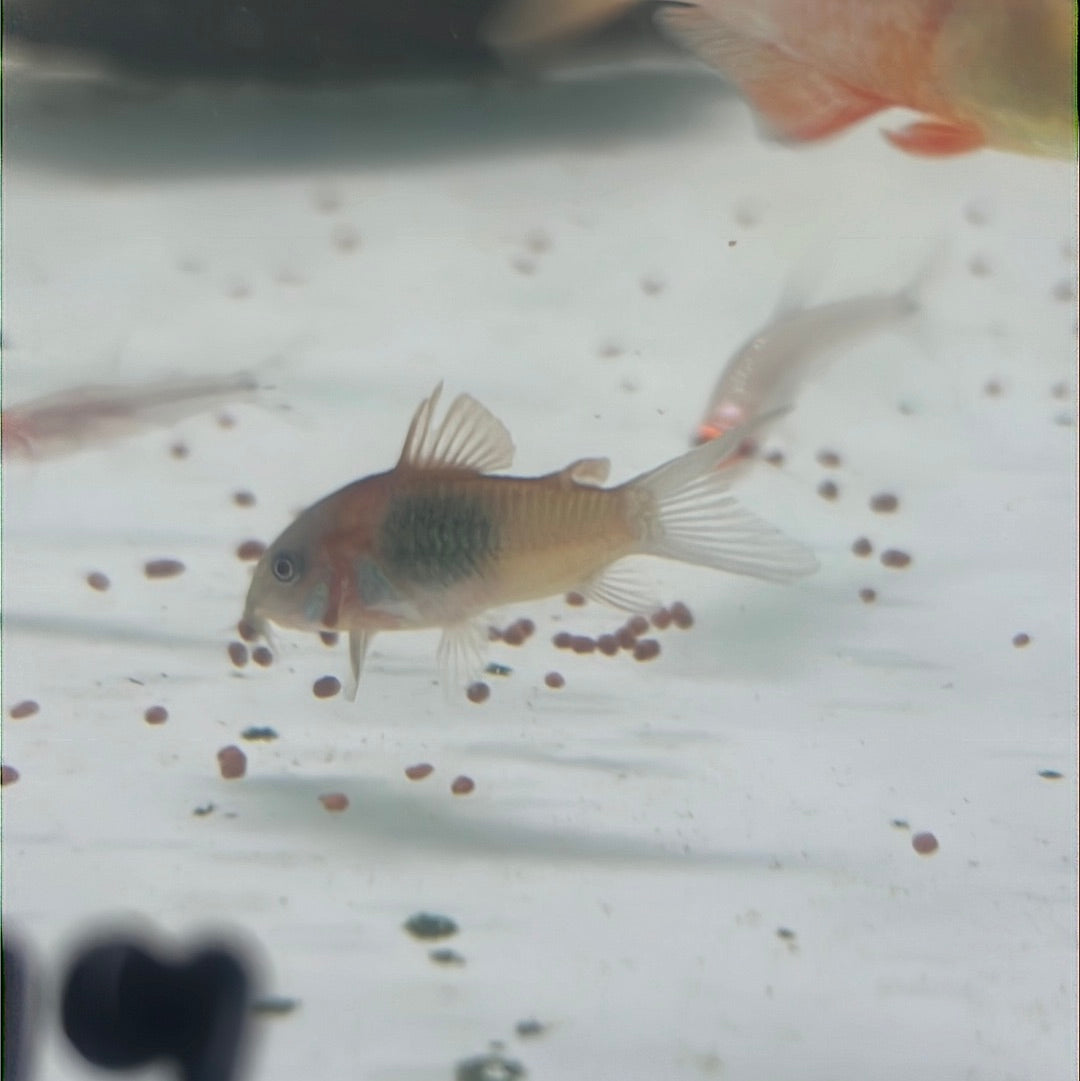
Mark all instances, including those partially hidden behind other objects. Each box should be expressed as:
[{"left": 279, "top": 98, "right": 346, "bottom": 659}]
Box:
[
  {"left": 882, "top": 119, "right": 986, "bottom": 157},
  {"left": 398, "top": 383, "right": 515, "bottom": 474},
  {"left": 437, "top": 620, "right": 490, "bottom": 693},
  {"left": 629, "top": 415, "right": 818, "bottom": 584},
  {"left": 346, "top": 630, "right": 374, "bottom": 700},
  {"left": 655, "top": 4, "right": 888, "bottom": 144}
]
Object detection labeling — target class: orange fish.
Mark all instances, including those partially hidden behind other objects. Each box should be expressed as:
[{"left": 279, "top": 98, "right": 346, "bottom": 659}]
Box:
[
  {"left": 484, "top": 0, "right": 1078, "bottom": 159},
  {"left": 243, "top": 384, "right": 817, "bottom": 694}
]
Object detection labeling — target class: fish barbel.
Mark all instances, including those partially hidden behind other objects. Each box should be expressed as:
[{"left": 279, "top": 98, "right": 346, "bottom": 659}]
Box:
[
  {"left": 243, "top": 384, "right": 817, "bottom": 695},
  {"left": 484, "top": 0, "right": 1077, "bottom": 159}
]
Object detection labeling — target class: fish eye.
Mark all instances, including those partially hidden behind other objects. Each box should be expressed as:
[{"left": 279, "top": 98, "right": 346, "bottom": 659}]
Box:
[{"left": 271, "top": 552, "right": 302, "bottom": 584}]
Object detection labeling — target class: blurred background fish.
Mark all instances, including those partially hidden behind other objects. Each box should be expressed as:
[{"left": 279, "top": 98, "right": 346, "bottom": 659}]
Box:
[{"left": 485, "top": 0, "right": 1079, "bottom": 158}]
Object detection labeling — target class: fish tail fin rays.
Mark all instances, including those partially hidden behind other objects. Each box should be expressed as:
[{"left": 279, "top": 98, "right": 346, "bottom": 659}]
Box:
[
  {"left": 654, "top": 4, "right": 889, "bottom": 144},
  {"left": 346, "top": 630, "right": 374, "bottom": 700},
  {"left": 398, "top": 384, "right": 515, "bottom": 474},
  {"left": 629, "top": 416, "right": 819, "bottom": 584},
  {"left": 482, "top": 0, "right": 639, "bottom": 51}
]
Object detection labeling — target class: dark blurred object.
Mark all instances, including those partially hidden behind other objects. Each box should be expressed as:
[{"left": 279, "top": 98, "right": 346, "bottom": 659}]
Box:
[
  {"left": 61, "top": 935, "right": 251, "bottom": 1081},
  {"left": 2, "top": 935, "right": 36, "bottom": 1081},
  {"left": 4, "top": 0, "right": 664, "bottom": 80}
]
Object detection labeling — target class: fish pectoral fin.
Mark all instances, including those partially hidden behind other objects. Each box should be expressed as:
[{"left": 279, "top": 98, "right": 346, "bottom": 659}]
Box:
[
  {"left": 580, "top": 559, "right": 659, "bottom": 615},
  {"left": 882, "top": 120, "right": 986, "bottom": 157},
  {"left": 655, "top": 6, "right": 887, "bottom": 143},
  {"left": 436, "top": 621, "right": 490, "bottom": 692},
  {"left": 346, "top": 630, "right": 374, "bottom": 700},
  {"left": 398, "top": 383, "right": 515, "bottom": 474},
  {"left": 559, "top": 456, "right": 611, "bottom": 487}
]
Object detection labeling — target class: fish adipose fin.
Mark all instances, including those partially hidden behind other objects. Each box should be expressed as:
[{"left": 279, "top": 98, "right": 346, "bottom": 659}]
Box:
[
  {"left": 883, "top": 119, "right": 986, "bottom": 157},
  {"left": 346, "top": 630, "right": 375, "bottom": 700},
  {"left": 655, "top": 5, "right": 888, "bottom": 143},
  {"left": 398, "top": 383, "right": 516, "bottom": 474},
  {"left": 632, "top": 420, "right": 819, "bottom": 583}
]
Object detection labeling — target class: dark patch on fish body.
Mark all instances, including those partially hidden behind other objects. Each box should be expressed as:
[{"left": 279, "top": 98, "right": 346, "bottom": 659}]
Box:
[{"left": 379, "top": 492, "right": 499, "bottom": 586}]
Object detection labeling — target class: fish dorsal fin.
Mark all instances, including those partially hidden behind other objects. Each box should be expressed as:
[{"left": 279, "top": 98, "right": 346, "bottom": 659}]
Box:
[
  {"left": 559, "top": 456, "right": 611, "bottom": 487},
  {"left": 398, "top": 383, "right": 515, "bottom": 474}
]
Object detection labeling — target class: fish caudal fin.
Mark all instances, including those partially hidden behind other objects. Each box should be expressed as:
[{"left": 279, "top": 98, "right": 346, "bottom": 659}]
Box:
[
  {"left": 654, "top": 5, "right": 887, "bottom": 144},
  {"left": 631, "top": 421, "right": 818, "bottom": 584}
]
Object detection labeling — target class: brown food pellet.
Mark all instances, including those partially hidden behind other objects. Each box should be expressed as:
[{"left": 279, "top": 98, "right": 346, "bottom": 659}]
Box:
[
  {"left": 640, "top": 274, "right": 666, "bottom": 295},
  {"left": 1, "top": 765, "right": 20, "bottom": 786},
  {"left": 817, "top": 480, "right": 839, "bottom": 501},
  {"left": 1012, "top": 633, "right": 1031, "bottom": 648},
  {"left": 318, "top": 792, "right": 349, "bottom": 812},
  {"left": 143, "top": 705, "right": 168, "bottom": 725},
  {"left": 880, "top": 549, "right": 912, "bottom": 569},
  {"left": 911, "top": 831, "right": 939, "bottom": 855},
  {"left": 544, "top": 671, "right": 565, "bottom": 689},
  {"left": 858, "top": 588, "right": 877, "bottom": 603},
  {"left": 552, "top": 631, "right": 572, "bottom": 649},
  {"left": 615, "top": 626, "right": 637, "bottom": 650},
  {"left": 763, "top": 449, "right": 785, "bottom": 466},
  {"left": 816, "top": 449, "right": 842, "bottom": 468},
  {"left": 217, "top": 745, "right": 247, "bottom": 780},
  {"left": 232, "top": 490, "right": 256, "bottom": 507},
  {"left": 596, "top": 634, "right": 619, "bottom": 656},
  {"left": 86, "top": 571, "right": 111, "bottom": 592},
  {"left": 501, "top": 624, "right": 525, "bottom": 646},
  {"left": 651, "top": 608, "right": 673, "bottom": 630},
  {"left": 516, "top": 618, "right": 536, "bottom": 638},
  {"left": 9, "top": 700, "right": 40, "bottom": 720},
  {"left": 405, "top": 762, "right": 435, "bottom": 780},
  {"left": 870, "top": 492, "right": 899, "bottom": 513},
  {"left": 565, "top": 591, "right": 586, "bottom": 607},
  {"left": 169, "top": 442, "right": 189, "bottom": 459},
  {"left": 216, "top": 412, "right": 236, "bottom": 430},
  {"left": 627, "top": 615, "right": 649, "bottom": 636},
  {"left": 144, "top": 558, "right": 185, "bottom": 579},
  {"left": 851, "top": 537, "right": 873, "bottom": 557},
  {"left": 332, "top": 224, "right": 361, "bottom": 252},
  {"left": 237, "top": 619, "right": 259, "bottom": 643},
  {"left": 251, "top": 646, "right": 273, "bottom": 667},
  {"left": 968, "top": 255, "right": 992, "bottom": 277},
  {"left": 450, "top": 775, "right": 475, "bottom": 795},
  {"left": 466, "top": 682, "right": 490, "bottom": 704},
  {"left": 319, "top": 631, "right": 339, "bottom": 647},
  {"left": 633, "top": 639, "right": 661, "bottom": 662},
  {"left": 570, "top": 636, "right": 596, "bottom": 654},
  {"left": 1050, "top": 381, "right": 1071, "bottom": 400},
  {"left": 227, "top": 641, "right": 249, "bottom": 667},
  {"left": 1052, "top": 279, "right": 1075, "bottom": 303},
  {"left": 525, "top": 228, "right": 551, "bottom": 254},
  {"left": 983, "top": 379, "right": 1003, "bottom": 397},
  {"left": 670, "top": 602, "right": 693, "bottom": 629},
  {"left": 312, "top": 676, "right": 341, "bottom": 699},
  {"left": 235, "top": 539, "right": 266, "bottom": 562}
]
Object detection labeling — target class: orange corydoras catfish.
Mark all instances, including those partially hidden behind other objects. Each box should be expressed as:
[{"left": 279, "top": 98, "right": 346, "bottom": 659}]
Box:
[
  {"left": 485, "top": 0, "right": 1077, "bottom": 159},
  {"left": 244, "top": 385, "right": 817, "bottom": 695}
]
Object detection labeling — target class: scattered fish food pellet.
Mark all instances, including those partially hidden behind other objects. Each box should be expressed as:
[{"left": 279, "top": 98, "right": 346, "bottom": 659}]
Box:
[
  {"left": 405, "top": 763, "right": 434, "bottom": 780},
  {"left": 565, "top": 591, "right": 586, "bottom": 607},
  {"left": 466, "top": 682, "right": 490, "bottom": 704},
  {"left": 912, "top": 831, "right": 939, "bottom": 855},
  {"left": 227, "top": 641, "right": 249, "bottom": 668},
  {"left": 870, "top": 492, "right": 900, "bottom": 513},
  {"left": 404, "top": 912, "right": 458, "bottom": 940},
  {"left": 143, "top": 705, "right": 168, "bottom": 725},
  {"left": 236, "top": 539, "right": 266, "bottom": 562},
  {"left": 9, "top": 700, "right": 39, "bottom": 720},
  {"left": 880, "top": 549, "right": 912, "bottom": 569},
  {"left": 858, "top": 587, "right": 877, "bottom": 603},
  {"left": 1012, "top": 633, "right": 1031, "bottom": 648},
  {"left": 237, "top": 619, "right": 259, "bottom": 643},
  {"left": 217, "top": 745, "right": 247, "bottom": 780},
  {"left": 615, "top": 626, "right": 638, "bottom": 650},
  {"left": 1, "top": 765, "right": 20, "bottom": 786},
  {"left": 627, "top": 615, "right": 649, "bottom": 636},
  {"left": 552, "top": 631, "right": 573, "bottom": 649},
  {"left": 816, "top": 449, "right": 842, "bottom": 468},
  {"left": 429, "top": 948, "right": 466, "bottom": 966},
  {"left": 817, "top": 479, "right": 839, "bottom": 501},
  {"left": 318, "top": 792, "right": 349, "bottom": 812},
  {"left": 570, "top": 635, "right": 596, "bottom": 654},
  {"left": 763, "top": 449, "right": 784, "bottom": 466},
  {"left": 312, "top": 676, "right": 342, "bottom": 699},
  {"left": 596, "top": 634, "right": 619, "bottom": 656},
  {"left": 232, "top": 490, "right": 256, "bottom": 507},
  {"left": 241, "top": 726, "right": 278, "bottom": 742},
  {"left": 501, "top": 624, "right": 525, "bottom": 646},
  {"left": 143, "top": 558, "right": 185, "bottom": 579},
  {"left": 651, "top": 607, "right": 673, "bottom": 630},
  {"left": 640, "top": 273, "right": 666, "bottom": 295},
  {"left": 85, "top": 571, "right": 111, "bottom": 591},
  {"left": 451, "top": 775, "right": 476, "bottom": 795},
  {"left": 633, "top": 639, "right": 661, "bottom": 662},
  {"left": 669, "top": 601, "right": 694, "bottom": 629},
  {"left": 1038, "top": 770, "right": 1063, "bottom": 780},
  {"left": 851, "top": 537, "right": 873, "bottom": 557},
  {"left": 251, "top": 646, "right": 273, "bottom": 667},
  {"left": 169, "top": 441, "right": 189, "bottom": 459},
  {"left": 544, "top": 671, "right": 565, "bottom": 689}
]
